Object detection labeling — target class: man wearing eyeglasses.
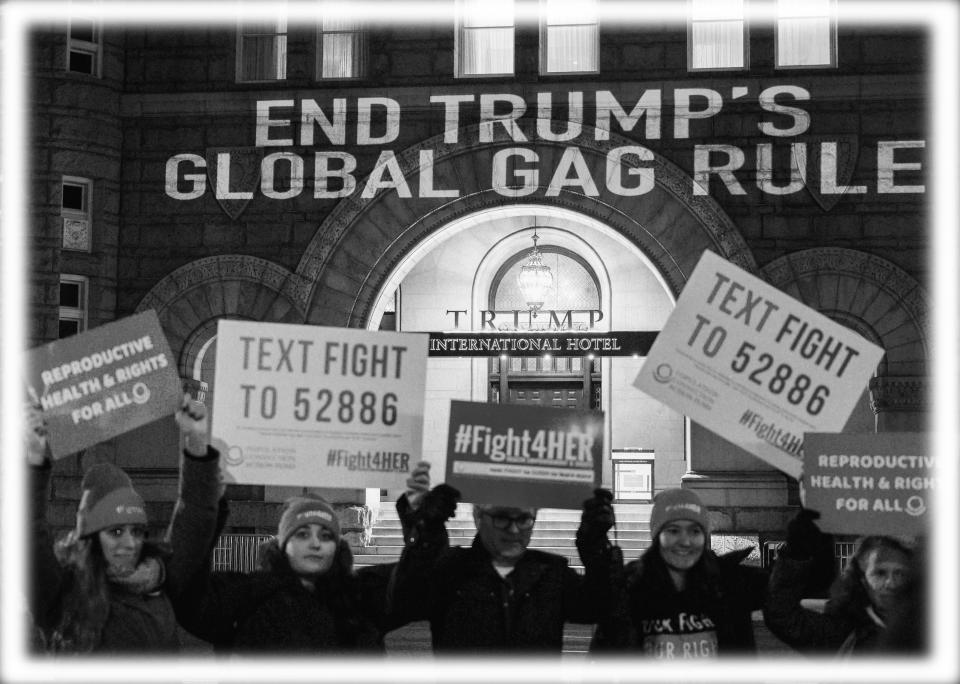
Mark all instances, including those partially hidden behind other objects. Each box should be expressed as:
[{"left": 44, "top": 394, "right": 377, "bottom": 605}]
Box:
[{"left": 387, "top": 462, "right": 621, "bottom": 653}]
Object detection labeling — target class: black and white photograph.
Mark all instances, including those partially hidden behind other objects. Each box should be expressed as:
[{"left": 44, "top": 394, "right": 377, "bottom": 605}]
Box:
[{"left": 1, "top": 1, "right": 956, "bottom": 682}]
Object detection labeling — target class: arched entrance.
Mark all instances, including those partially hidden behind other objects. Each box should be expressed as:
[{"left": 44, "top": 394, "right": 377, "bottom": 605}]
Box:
[
  {"left": 488, "top": 239, "right": 602, "bottom": 411},
  {"left": 296, "top": 125, "right": 757, "bottom": 328}
]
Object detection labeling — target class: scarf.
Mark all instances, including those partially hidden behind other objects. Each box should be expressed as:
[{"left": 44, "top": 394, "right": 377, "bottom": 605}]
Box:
[{"left": 106, "top": 556, "right": 165, "bottom": 595}]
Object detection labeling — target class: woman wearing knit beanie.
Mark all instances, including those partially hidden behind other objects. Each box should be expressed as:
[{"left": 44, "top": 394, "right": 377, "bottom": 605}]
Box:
[
  {"left": 26, "top": 394, "right": 221, "bottom": 653},
  {"left": 591, "top": 488, "right": 768, "bottom": 658},
  {"left": 171, "top": 490, "right": 392, "bottom": 653}
]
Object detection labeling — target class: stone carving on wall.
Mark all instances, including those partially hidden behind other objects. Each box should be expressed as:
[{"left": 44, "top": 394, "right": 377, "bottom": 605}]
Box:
[
  {"left": 869, "top": 376, "right": 927, "bottom": 413},
  {"left": 205, "top": 147, "right": 264, "bottom": 220},
  {"left": 762, "top": 247, "right": 929, "bottom": 381},
  {"left": 135, "top": 255, "right": 309, "bottom": 377}
]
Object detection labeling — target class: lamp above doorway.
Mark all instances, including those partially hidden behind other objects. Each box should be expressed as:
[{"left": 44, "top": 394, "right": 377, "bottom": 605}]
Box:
[{"left": 517, "top": 229, "right": 553, "bottom": 317}]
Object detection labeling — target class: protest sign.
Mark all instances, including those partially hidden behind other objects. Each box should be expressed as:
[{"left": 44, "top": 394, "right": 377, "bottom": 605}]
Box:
[
  {"left": 444, "top": 400, "right": 603, "bottom": 509},
  {"left": 634, "top": 250, "right": 884, "bottom": 479},
  {"left": 25, "top": 310, "right": 182, "bottom": 459},
  {"left": 802, "top": 432, "right": 931, "bottom": 536},
  {"left": 212, "top": 320, "right": 428, "bottom": 488}
]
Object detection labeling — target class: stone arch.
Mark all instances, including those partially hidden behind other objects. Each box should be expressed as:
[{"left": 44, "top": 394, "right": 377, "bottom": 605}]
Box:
[
  {"left": 136, "top": 255, "right": 310, "bottom": 377},
  {"left": 762, "top": 248, "right": 929, "bottom": 377},
  {"left": 295, "top": 123, "right": 755, "bottom": 328}
]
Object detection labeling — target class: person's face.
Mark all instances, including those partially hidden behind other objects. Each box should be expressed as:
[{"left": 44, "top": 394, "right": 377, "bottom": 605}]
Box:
[
  {"left": 285, "top": 523, "right": 337, "bottom": 577},
  {"left": 860, "top": 547, "right": 910, "bottom": 614},
  {"left": 657, "top": 520, "right": 706, "bottom": 574},
  {"left": 98, "top": 524, "right": 146, "bottom": 574},
  {"left": 474, "top": 506, "right": 536, "bottom": 564}
]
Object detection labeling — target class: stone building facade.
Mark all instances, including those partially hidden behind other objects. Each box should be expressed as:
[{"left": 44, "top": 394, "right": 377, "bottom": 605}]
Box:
[{"left": 28, "top": 3, "right": 929, "bottom": 548}]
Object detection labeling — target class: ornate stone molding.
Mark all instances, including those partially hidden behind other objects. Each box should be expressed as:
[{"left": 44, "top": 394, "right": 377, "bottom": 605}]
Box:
[
  {"left": 135, "top": 255, "right": 310, "bottom": 377},
  {"left": 296, "top": 123, "right": 755, "bottom": 325},
  {"left": 137, "top": 255, "right": 310, "bottom": 318},
  {"left": 869, "top": 376, "right": 928, "bottom": 413},
  {"left": 763, "top": 247, "right": 929, "bottom": 376}
]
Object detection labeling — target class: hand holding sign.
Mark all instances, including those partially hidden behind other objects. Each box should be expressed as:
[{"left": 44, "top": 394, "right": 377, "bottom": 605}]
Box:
[
  {"left": 404, "top": 460, "right": 431, "bottom": 511},
  {"left": 419, "top": 484, "right": 461, "bottom": 525},
  {"left": 581, "top": 488, "right": 616, "bottom": 537},
  {"left": 24, "top": 398, "right": 49, "bottom": 467},
  {"left": 175, "top": 393, "right": 209, "bottom": 457},
  {"left": 782, "top": 509, "right": 828, "bottom": 560}
]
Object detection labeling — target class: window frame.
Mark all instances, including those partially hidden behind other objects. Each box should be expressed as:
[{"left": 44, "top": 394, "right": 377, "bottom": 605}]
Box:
[
  {"left": 61, "top": 176, "right": 92, "bottom": 252},
  {"left": 316, "top": 17, "right": 367, "bottom": 80},
  {"left": 66, "top": 15, "right": 102, "bottom": 77},
  {"left": 236, "top": 16, "right": 288, "bottom": 83},
  {"left": 774, "top": 0, "right": 838, "bottom": 70},
  {"left": 538, "top": 0, "right": 600, "bottom": 76},
  {"left": 686, "top": 0, "right": 749, "bottom": 73},
  {"left": 455, "top": 0, "right": 516, "bottom": 79},
  {"left": 59, "top": 274, "right": 89, "bottom": 339}
]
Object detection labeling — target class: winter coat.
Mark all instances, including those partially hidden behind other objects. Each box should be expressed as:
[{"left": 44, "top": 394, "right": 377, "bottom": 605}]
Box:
[
  {"left": 173, "top": 502, "right": 394, "bottom": 654},
  {"left": 388, "top": 498, "right": 618, "bottom": 653},
  {"left": 763, "top": 555, "right": 893, "bottom": 656},
  {"left": 591, "top": 546, "right": 768, "bottom": 657},
  {"left": 29, "top": 448, "right": 221, "bottom": 653}
]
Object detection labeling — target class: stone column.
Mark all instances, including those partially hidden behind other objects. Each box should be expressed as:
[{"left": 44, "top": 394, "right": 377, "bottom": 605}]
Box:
[
  {"left": 869, "top": 376, "right": 928, "bottom": 432},
  {"left": 681, "top": 422, "right": 792, "bottom": 558}
]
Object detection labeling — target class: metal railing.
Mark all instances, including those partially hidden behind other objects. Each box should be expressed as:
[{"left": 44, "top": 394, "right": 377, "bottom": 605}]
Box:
[
  {"left": 762, "top": 540, "right": 858, "bottom": 575},
  {"left": 210, "top": 533, "right": 273, "bottom": 572}
]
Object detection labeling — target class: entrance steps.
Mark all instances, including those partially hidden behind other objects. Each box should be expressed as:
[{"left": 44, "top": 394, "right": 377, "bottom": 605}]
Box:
[{"left": 353, "top": 502, "right": 653, "bottom": 570}]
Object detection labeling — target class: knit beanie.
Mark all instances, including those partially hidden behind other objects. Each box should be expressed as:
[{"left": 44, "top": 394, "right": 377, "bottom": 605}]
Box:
[
  {"left": 75, "top": 463, "right": 147, "bottom": 537},
  {"left": 650, "top": 488, "right": 710, "bottom": 538},
  {"left": 277, "top": 495, "right": 341, "bottom": 549}
]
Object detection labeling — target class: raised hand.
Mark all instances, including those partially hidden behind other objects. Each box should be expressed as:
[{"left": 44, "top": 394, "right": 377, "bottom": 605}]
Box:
[
  {"left": 24, "top": 400, "right": 49, "bottom": 467},
  {"left": 580, "top": 488, "right": 616, "bottom": 537},
  {"left": 404, "top": 460, "right": 431, "bottom": 511},
  {"left": 175, "top": 392, "right": 209, "bottom": 456},
  {"left": 782, "top": 508, "right": 826, "bottom": 560}
]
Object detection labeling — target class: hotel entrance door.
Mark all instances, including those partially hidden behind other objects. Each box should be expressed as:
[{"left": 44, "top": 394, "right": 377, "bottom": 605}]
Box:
[
  {"left": 507, "top": 382, "right": 586, "bottom": 409},
  {"left": 490, "top": 356, "right": 601, "bottom": 411}
]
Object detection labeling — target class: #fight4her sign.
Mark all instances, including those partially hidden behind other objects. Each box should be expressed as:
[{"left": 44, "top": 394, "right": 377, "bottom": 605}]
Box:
[
  {"left": 445, "top": 400, "right": 603, "bottom": 510},
  {"left": 25, "top": 310, "right": 182, "bottom": 459},
  {"left": 634, "top": 251, "right": 884, "bottom": 479},
  {"left": 212, "top": 320, "right": 428, "bottom": 489},
  {"left": 803, "top": 432, "right": 931, "bottom": 537}
]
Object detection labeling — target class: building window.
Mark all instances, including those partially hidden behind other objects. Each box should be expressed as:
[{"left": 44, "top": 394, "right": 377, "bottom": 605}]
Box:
[
  {"left": 59, "top": 275, "right": 88, "bottom": 338},
  {"left": 237, "top": 18, "right": 287, "bottom": 81},
  {"left": 61, "top": 177, "right": 92, "bottom": 251},
  {"left": 67, "top": 15, "right": 101, "bottom": 75},
  {"left": 456, "top": 0, "right": 514, "bottom": 77},
  {"left": 776, "top": 0, "right": 836, "bottom": 68},
  {"left": 688, "top": 0, "right": 746, "bottom": 71},
  {"left": 540, "top": 0, "right": 599, "bottom": 75},
  {"left": 318, "top": 16, "right": 365, "bottom": 79}
]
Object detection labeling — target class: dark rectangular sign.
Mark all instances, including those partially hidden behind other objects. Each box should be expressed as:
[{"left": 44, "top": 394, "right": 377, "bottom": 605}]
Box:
[
  {"left": 445, "top": 400, "right": 604, "bottom": 510},
  {"left": 427, "top": 331, "right": 657, "bottom": 357}
]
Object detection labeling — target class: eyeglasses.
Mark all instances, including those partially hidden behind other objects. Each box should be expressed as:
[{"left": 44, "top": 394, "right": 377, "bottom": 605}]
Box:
[{"left": 482, "top": 512, "right": 536, "bottom": 531}]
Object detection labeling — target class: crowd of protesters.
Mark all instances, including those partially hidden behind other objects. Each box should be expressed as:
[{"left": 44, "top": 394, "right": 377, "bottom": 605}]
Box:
[{"left": 24, "top": 400, "right": 926, "bottom": 658}]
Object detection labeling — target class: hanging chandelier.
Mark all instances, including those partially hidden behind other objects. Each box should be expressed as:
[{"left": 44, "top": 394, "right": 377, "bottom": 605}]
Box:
[{"left": 516, "top": 229, "right": 553, "bottom": 317}]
